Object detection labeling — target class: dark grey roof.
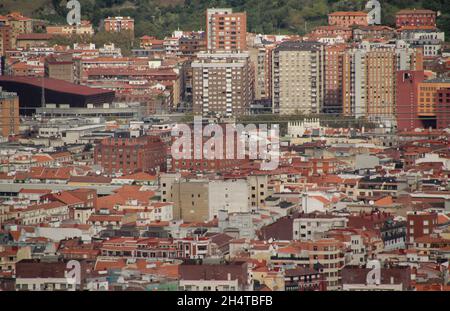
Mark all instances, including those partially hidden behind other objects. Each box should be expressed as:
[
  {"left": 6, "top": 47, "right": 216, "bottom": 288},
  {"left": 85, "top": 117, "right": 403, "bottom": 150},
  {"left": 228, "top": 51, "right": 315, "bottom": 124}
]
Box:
[{"left": 275, "top": 41, "right": 325, "bottom": 52}]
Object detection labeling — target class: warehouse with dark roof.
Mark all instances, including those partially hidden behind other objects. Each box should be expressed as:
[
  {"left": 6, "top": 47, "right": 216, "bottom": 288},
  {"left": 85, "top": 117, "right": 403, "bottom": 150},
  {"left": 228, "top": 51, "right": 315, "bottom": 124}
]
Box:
[{"left": 0, "top": 76, "right": 115, "bottom": 115}]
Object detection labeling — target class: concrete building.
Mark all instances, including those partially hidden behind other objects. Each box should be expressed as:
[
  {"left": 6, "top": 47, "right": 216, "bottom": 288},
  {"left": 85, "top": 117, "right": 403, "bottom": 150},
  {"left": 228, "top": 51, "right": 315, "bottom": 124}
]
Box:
[
  {"left": 249, "top": 43, "right": 274, "bottom": 101},
  {"left": 192, "top": 51, "right": 253, "bottom": 117},
  {"left": 218, "top": 210, "right": 255, "bottom": 239},
  {"left": 44, "top": 54, "right": 75, "bottom": 83},
  {"left": 293, "top": 214, "right": 348, "bottom": 240},
  {"left": 247, "top": 174, "right": 268, "bottom": 210},
  {"left": 169, "top": 178, "right": 250, "bottom": 222},
  {"left": 271, "top": 239, "right": 345, "bottom": 290},
  {"left": 171, "top": 179, "right": 209, "bottom": 222},
  {"left": 272, "top": 41, "right": 325, "bottom": 115},
  {"left": 342, "top": 43, "right": 422, "bottom": 124},
  {"left": 206, "top": 8, "right": 247, "bottom": 52}
]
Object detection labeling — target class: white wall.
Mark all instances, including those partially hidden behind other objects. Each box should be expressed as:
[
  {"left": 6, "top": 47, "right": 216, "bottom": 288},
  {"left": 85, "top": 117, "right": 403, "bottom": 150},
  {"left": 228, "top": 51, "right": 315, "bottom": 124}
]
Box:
[{"left": 208, "top": 180, "right": 249, "bottom": 220}]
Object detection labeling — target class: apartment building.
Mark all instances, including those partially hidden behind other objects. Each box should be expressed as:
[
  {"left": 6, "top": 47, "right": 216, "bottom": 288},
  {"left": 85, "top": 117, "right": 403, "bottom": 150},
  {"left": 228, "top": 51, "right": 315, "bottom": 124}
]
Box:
[
  {"left": 4, "top": 12, "right": 33, "bottom": 35},
  {"left": 179, "top": 262, "right": 249, "bottom": 291},
  {"left": 206, "top": 8, "right": 247, "bottom": 52},
  {"left": 0, "top": 25, "right": 12, "bottom": 57},
  {"left": 342, "top": 43, "right": 422, "bottom": 123},
  {"left": 192, "top": 51, "right": 253, "bottom": 117},
  {"left": 169, "top": 178, "right": 250, "bottom": 222},
  {"left": 179, "top": 32, "right": 206, "bottom": 57},
  {"left": 396, "top": 9, "right": 437, "bottom": 29},
  {"left": 417, "top": 78, "right": 450, "bottom": 129},
  {"left": 365, "top": 48, "right": 397, "bottom": 122},
  {"left": 328, "top": 11, "right": 368, "bottom": 27},
  {"left": 247, "top": 174, "right": 269, "bottom": 210},
  {"left": 406, "top": 211, "right": 438, "bottom": 243},
  {"left": 396, "top": 70, "right": 426, "bottom": 131},
  {"left": 436, "top": 87, "right": 450, "bottom": 129},
  {"left": 46, "top": 21, "right": 94, "bottom": 37},
  {"left": 324, "top": 44, "right": 346, "bottom": 113},
  {"left": 271, "top": 239, "right": 346, "bottom": 290},
  {"left": 44, "top": 54, "right": 75, "bottom": 83},
  {"left": 104, "top": 16, "right": 134, "bottom": 36},
  {"left": 249, "top": 44, "right": 274, "bottom": 101},
  {"left": 94, "top": 135, "right": 166, "bottom": 176},
  {"left": 293, "top": 214, "right": 348, "bottom": 240},
  {"left": 0, "top": 246, "right": 31, "bottom": 273},
  {"left": 272, "top": 41, "right": 325, "bottom": 115},
  {"left": 0, "top": 87, "right": 19, "bottom": 137}
]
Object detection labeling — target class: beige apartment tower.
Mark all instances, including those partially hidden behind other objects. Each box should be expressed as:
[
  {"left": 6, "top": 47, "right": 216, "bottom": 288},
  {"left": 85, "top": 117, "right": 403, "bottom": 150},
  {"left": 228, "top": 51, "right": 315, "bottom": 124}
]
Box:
[{"left": 272, "top": 41, "right": 325, "bottom": 115}]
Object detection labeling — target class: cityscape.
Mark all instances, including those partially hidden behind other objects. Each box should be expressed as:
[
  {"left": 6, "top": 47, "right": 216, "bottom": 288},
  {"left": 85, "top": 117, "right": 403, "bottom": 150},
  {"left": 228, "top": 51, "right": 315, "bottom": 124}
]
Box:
[{"left": 0, "top": 0, "right": 449, "bottom": 293}]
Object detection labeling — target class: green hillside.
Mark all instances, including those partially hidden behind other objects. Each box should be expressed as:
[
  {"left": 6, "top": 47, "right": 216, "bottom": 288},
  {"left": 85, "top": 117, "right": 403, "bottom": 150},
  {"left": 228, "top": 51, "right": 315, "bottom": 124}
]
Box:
[{"left": 1, "top": 0, "right": 449, "bottom": 38}]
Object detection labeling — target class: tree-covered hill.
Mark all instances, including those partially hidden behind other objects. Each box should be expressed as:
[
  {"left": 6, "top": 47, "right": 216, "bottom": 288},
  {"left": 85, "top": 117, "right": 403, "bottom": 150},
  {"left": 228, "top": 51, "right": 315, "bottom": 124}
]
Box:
[{"left": 1, "top": 0, "right": 449, "bottom": 39}]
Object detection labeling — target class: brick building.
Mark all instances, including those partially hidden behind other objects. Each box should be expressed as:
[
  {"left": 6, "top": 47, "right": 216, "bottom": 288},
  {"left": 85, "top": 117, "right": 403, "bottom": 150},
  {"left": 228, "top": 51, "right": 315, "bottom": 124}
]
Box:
[
  {"left": 192, "top": 51, "right": 253, "bottom": 117},
  {"left": 206, "top": 8, "right": 247, "bottom": 52},
  {"left": 417, "top": 78, "right": 450, "bottom": 129},
  {"left": 0, "top": 87, "right": 19, "bottom": 137},
  {"left": 324, "top": 44, "right": 346, "bottom": 113},
  {"left": 94, "top": 135, "right": 166, "bottom": 176},
  {"left": 406, "top": 211, "right": 438, "bottom": 243},
  {"left": 436, "top": 87, "right": 450, "bottom": 129},
  {"left": 328, "top": 12, "right": 368, "bottom": 27},
  {"left": 396, "top": 9, "right": 437, "bottom": 29},
  {"left": 0, "top": 25, "right": 12, "bottom": 57},
  {"left": 396, "top": 70, "right": 426, "bottom": 131},
  {"left": 104, "top": 16, "right": 134, "bottom": 36}
]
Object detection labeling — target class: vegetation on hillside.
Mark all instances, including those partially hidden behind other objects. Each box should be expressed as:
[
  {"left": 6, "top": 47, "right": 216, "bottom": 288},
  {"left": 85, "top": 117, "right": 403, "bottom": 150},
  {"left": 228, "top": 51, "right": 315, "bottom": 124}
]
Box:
[{"left": 1, "top": 0, "right": 449, "bottom": 39}]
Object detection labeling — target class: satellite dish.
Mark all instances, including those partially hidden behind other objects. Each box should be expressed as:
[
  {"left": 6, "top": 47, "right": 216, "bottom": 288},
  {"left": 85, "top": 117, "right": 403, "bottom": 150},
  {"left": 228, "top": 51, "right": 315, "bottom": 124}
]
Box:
[
  {"left": 96, "top": 170, "right": 101, "bottom": 175},
  {"left": 369, "top": 200, "right": 375, "bottom": 206}
]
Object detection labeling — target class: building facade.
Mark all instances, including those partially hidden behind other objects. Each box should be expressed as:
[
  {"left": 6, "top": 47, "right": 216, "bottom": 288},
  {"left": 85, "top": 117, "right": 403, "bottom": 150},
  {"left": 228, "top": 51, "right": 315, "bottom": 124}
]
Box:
[
  {"left": 328, "top": 12, "right": 368, "bottom": 27},
  {"left": 396, "top": 70, "right": 426, "bottom": 131},
  {"left": 104, "top": 16, "right": 134, "bottom": 36},
  {"left": 206, "top": 8, "right": 247, "bottom": 52},
  {"left": 94, "top": 135, "right": 166, "bottom": 176},
  {"left": 272, "top": 41, "right": 325, "bottom": 115},
  {"left": 0, "top": 87, "right": 19, "bottom": 137},
  {"left": 192, "top": 52, "right": 253, "bottom": 117},
  {"left": 396, "top": 9, "right": 437, "bottom": 29}
]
